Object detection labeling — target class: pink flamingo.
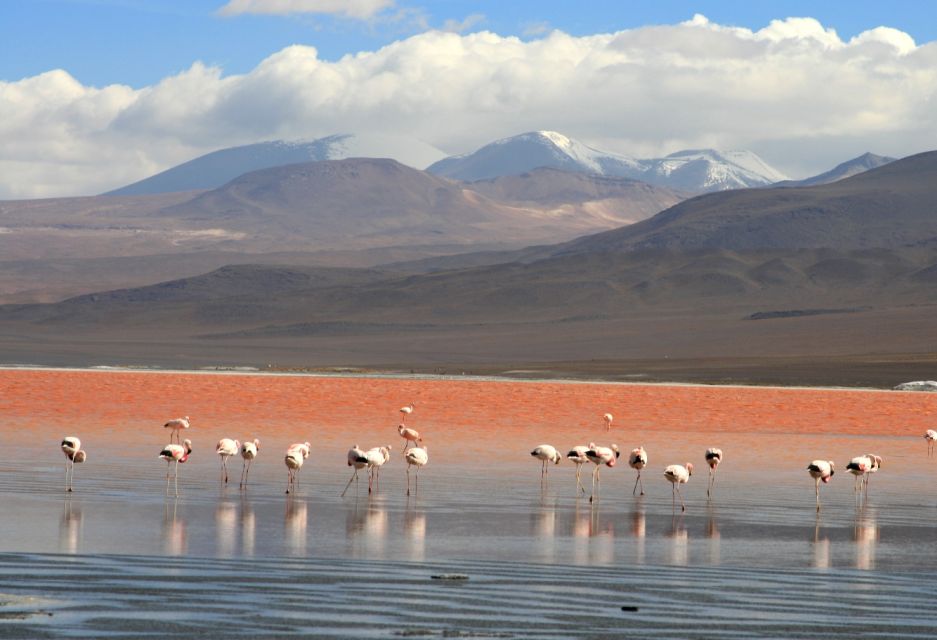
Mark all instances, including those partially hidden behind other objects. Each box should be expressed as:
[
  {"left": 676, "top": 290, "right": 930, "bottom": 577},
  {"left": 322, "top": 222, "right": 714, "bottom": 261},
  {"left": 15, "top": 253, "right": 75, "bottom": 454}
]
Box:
[
  {"left": 364, "top": 445, "right": 392, "bottom": 493},
  {"left": 163, "top": 416, "right": 190, "bottom": 444},
  {"left": 405, "top": 446, "right": 428, "bottom": 496},
  {"left": 399, "top": 403, "right": 415, "bottom": 424},
  {"left": 239, "top": 439, "right": 260, "bottom": 489},
  {"left": 159, "top": 439, "right": 192, "bottom": 497},
  {"left": 629, "top": 446, "right": 648, "bottom": 496},
  {"left": 586, "top": 443, "right": 620, "bottom": 503},
  {"left": 566, "top": 445, "right": 590, "bottom": 495},
  {"left": 530, "top": 444, "right": 561, "bottom": 478},
  {"left": 925, "top": 430, "right": 937, "bottom": 456},
  {"left": 603, "top": 413, "right": 613, "bottom": 431},
  {"left": 664, "top": 463, "right": 693, "bottom": 512},
  {"left": 215, "top": 438, "right": 240, "bottom": 484},
  {"left": 341, "top": 444, "right": 369, "bottom": 497},
  {"left": 61, "top": 436, "right": 87, "bottom": 492},
  {"left": 398, "top": 424, "right": 422, "bottom": 451},
  {"left": 705, "top": 448, "right": 723, "bottom": 498},
  {"left": 285, "top": 448, "right": 306, "bottom": 494},
  {"left": 807, "top": 460, "right": 835, "bottom": 512}
]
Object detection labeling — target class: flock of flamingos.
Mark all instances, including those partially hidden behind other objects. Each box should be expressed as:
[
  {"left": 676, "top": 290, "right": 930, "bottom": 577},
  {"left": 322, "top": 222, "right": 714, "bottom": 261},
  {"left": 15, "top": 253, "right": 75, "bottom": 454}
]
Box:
[{"left": 58, "top": 404, "right": 937, "bottom": 512}]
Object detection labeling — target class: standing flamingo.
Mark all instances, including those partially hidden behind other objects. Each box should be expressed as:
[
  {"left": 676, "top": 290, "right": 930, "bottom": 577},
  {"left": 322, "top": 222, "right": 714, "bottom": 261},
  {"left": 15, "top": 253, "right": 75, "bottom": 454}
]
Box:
[
  {"left": 398, "top": 424, "right": 422, "bottom": 451},
  {"left": 531, "top": 444, "right": 561, "bottom": 478},
  {"left": 807, "top": 460, "right": 835, "bottom": 512},
  {"left": 405, "top": 446, "right": 428, "bottom": 496},
  {"left": 566, "top": 445, "right": 590, "bottom": 495},
  {"left": 341, "top": 444, "right": 369, "bottom": 497},
  {"left": 61, "top": 437, "right": 87, "bottom": 492},
  {"left": 399, "top": 403, "right": 415, "bottom": 424},
  {"left": 159, "top": 439, "right": 192, "bottom": 497},
  {"left": 586, "top": 443, "right": 620, "bottom": 503},
  {"left": 846, "top": 455, "right": 873, "bottom": 494},
  {"left": 705, "top": 448, "right": 723, "bottom": 498},
  {"left": 285, "top": 448, "right": 306, "bottom": 494},
  {"left": 163, "top": 416, "right": 190, "bottom": 444},
  {"left": 603, "top": 413, "right": 613, "bottom": 431},
  {"left": 863, "top": 454, "right": 882, "bottom": 492},
  {"left": 239, "top": 439, "right": 260, "bottom": 489},
  {"left": 629, "top": 446, "right": 648, "bottom": 496},
  {"left": 664, "top": 463, "right": 693, "bottom": 512},
  {"left": 215, "top": 438, "right": 240, "bottom": 484},
  {"left": 364, "top": 445, "right": 392, "bottom": 493},
  {"left": 925, "top": 430, "right": 937, "bottom": 456}
]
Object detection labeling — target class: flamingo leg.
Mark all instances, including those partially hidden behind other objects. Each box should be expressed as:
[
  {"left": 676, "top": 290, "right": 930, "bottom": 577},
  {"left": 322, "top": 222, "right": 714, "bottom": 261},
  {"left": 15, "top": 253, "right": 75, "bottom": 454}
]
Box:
[
  {"left": 406, "top": 465, "right": 411, "bottom": 496},
  {"left": 174, "top": 461, "right": 180, "bottom": 498},
  {"left": 677, "top": 485, "right": 685, "bottom": 512},
  {"left": 815, "top": 477, "right": 821, "bottom": 512},
  {"left": 589, "top": 466, "right": 599, "bottom": 503},
  {"left": 71, "top": 462, "right": 77, "bottom": 492},
  {"left": 368, "top": 469, "right": 374, "bottom": 494},
  {"left": 415, "top": 468, "right": 419, "bottom": 495},
  {"left": 340, "top": 469, "right": 358, "bottom": 497},
  {"left": 64, "top": 461, "right": 70, "bottom": 492},
  {"left": 639, "top": 472, "right": 645, "bottom": 496},
  {"left": 632, "top": 472, "right": 641, "bottom": 496}
]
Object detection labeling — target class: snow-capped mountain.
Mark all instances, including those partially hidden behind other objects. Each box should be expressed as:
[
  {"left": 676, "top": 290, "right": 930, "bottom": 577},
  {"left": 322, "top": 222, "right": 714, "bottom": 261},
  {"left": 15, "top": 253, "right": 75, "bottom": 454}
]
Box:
[
  {"left": 104, "top": 134, "right": 446, "bottom": 196},
  {"left": 427, "top": 131, "right": 788, "bottom": 192}
]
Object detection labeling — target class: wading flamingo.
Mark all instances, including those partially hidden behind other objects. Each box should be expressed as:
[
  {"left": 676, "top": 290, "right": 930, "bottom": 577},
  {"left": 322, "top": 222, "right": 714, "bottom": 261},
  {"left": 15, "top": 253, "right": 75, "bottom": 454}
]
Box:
[
  {"left": 341, "top": 444, "right": 369, "bottom": 497},
  {"left": 285, "top": 449, "right": 306, "bottom": 494},
  {"left": 364, "top": 445, "right": 392, "bottom": 493},
  {"left": 566, "top": 445, "right": 590, "bottom": 495},
  {"left": 705, "top": 448, "right": 723, "bottom": 498},
  {"left": 586, "top": 443, "right": 620, "bottom": 503},
  {"left": 925, "top": 430, "right": 937, "bottom": 456},
  {"left": 159, "top": 439, "right": 192, "bottom": 497},
  {"left": 531, "top": 444, "right": 561, "bottom": 478},
  {"left": 405, "top": 446, "right": 428, "bottom": 496},
  {"left": 61, "top": 437, "right": 86, "bottom": 492},
  {"left": 863, "top": 454, "right": 882, "bottom": 492},
  {"left": 398, "top": 424, "right": 422, "bottom": 451},
  {"left": 603, "top": 413, "right": 613, "bottom": 431},
  {"left": 215, "top": 438, "right": 240, "bottom": 484},
  {"left": 400, "top": 403, "right": 415, "bottom": 424},
  {"left": 846, "top": 455, "right": 874, "bottom": 495},
  {"left": 629, "top": 447, "right": 648, "bottom": 496},
  {"left": 239, "top": 439, "right": 260, "bottom": 489},
  {"left": 664, "top": 463, "right": 693, "bottom": 512},
  {"left": 807, "top": 460, "right": 835, "bottom": 512},
  {"left": 163, "top": 416, "right": 190, "bottom": 444}
]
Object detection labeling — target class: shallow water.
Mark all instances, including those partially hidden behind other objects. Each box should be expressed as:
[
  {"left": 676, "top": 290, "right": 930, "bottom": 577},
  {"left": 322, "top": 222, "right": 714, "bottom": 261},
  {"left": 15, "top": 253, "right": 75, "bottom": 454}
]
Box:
[{"left": 2, "top": 369, "right": 937, "bottom": 637}]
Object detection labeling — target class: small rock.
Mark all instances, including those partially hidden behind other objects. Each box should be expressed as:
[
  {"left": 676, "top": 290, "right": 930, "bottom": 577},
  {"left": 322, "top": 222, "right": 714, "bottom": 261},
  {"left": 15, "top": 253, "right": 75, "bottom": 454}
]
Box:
[{"left": 894, "top": 380, "right": 937, "bottom": 392}]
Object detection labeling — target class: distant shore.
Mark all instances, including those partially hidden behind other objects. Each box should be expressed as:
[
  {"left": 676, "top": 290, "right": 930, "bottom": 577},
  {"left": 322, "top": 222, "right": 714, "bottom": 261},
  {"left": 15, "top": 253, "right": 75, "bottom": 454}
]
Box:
[{"left": 0, "top": 362, "right": 919, "bottom": 393}]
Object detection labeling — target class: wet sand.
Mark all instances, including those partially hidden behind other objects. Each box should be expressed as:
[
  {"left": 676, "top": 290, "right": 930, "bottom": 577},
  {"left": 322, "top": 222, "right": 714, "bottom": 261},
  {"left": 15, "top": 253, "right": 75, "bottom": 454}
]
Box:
[{"left": 1, "top": 369, "right": 937, "bottom": 638}]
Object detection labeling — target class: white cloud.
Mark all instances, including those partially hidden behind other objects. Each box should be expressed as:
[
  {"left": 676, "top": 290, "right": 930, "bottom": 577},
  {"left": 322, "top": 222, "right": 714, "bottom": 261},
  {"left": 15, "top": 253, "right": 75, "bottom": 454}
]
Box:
[
  {"left": 442, "top": 13, "right": 485, "bottom": 34},
  {"left": 2, "top": 15, "right": 936, "bottom": 198},
  {"left": 217, "top": 0, "right": 394, "bottom": 20}
]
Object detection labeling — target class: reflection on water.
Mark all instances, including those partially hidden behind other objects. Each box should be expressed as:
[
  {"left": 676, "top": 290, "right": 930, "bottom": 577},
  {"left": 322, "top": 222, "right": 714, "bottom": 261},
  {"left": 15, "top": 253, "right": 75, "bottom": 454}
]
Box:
[
  {"left": 706, "top": 506, "right": 720, "bottom": 565},
  {"left": 668, "top": 515, "right": 688, "bottom": 566},
  {"left": 345, "top": 498, "right": 388, "bottom": 558},
  {"left": 404, "top": 506, "right": 426, "bottom": 562},
  {"left": 285, "top": 498, "right": 308, "bottom": 557},
  {"left": 531, "top": 498, "right": 558, "bottom": 562},
  {"left": 162, "top": 500, "right": 187, "bottom": 557},
  {"left": 569, "top": 503, "right": 614, "bottom": 565},
  {"left": 813, "top": 516, "right": 830, "bottom": 569},
  {"left": 59, "top": 498, "right": 82, "bottom": 554},
  {"left": 854, "top": 506, "right": 879, "bottom": 571},
  {"left": 215, "top": 500, "right": 237, "bottom": 557},
  {"left": 240, "top": 498, "right": 256, "bottom": 557},
  {"left": 631, "top": 505, "right": 646, "bottom": 564}
]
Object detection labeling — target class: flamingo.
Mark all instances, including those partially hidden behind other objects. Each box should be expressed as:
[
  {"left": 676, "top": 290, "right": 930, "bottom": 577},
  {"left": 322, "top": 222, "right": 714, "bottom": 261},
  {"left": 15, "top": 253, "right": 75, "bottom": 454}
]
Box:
[
  {"left": 364, "top": 445, "right": 392, "bottom": 493},
  {"left": 846, "top": 455, "right": 873, "bottom": 494},
  {"left": 705, "top": 448, "right": 723, "bottom": 498},
  {"left": 61, "top": 436, "right": 86, "bottom": 492},
  {"left": 566, "top": 445, "right": 590, "bottom": 495},
  {"left": 531, "top": 444, "right": 561, "bottom": 478},
  {"left": 341, "top": 444, "right": 369, "bottom": 497},
  {"left": 925, "top": 430, "right": 937, "bottom": 456},
  {"left": 628, "top": 446, "right": 648, "bottom": 496},
  {"left": 239, "top": 439, "right": 260, "bottom": 489},
  {"left": 398, "top": 424, "right": 422, "bottom": 451},
  {"left": 215, "top": 438, "right": 240, "bottom": 484},
  {"left": 163, "top": 416, "right": 190, "bottom": 444},
  {"left": 807, "top": 460, "right": 835, "bottom": 512},
  {"left": 159, "top": 438, "right": 192, "bottom": 497},
  {"left": 399, "top": 403, "right": 415, "bottom": 424},
  {"left": 285, "top": 449, "right": 305, "bottom": 494},
  {"left": 603, "top": 413, "right": 613, "bottom": 431},
  {"left": 405, "top": 446, "right": 428, "bottom": 496},
  {"left": 664, "top": 463, "right": 693, "bottom": 512},
  {"left": 586, "top": 443, "right": 620, "bottom": 503},
  {"left": 863, "top": 454, "right": 882, "bottom": 492}
]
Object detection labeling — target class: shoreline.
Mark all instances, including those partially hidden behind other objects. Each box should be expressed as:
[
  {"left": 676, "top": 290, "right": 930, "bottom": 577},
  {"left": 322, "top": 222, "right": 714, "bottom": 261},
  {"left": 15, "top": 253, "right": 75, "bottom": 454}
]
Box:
[{"left": 0, "top": 362, "right": 910, "bottom": 393}]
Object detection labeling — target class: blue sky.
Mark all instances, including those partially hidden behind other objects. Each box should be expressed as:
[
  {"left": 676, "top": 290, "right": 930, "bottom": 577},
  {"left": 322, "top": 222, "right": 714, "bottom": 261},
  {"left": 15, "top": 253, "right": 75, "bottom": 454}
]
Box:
[
  {"left": 2, "top": 0, "right": 936, "bottom": 198},
  {"left": 2, "top": 0, "right": 934, "bottom": 87}
]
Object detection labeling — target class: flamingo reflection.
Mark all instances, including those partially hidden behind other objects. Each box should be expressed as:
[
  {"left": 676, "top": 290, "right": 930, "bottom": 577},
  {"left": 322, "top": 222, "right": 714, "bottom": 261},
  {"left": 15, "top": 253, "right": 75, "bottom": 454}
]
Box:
[
  {"left": 284, "top": 498, "right": 308, "bottom": 556},
  {"left": 812, "top": 515, "right": 830, "bottom": 569},
  {"left": 162, "top": 500, "right": 187, "bottom": 556},
  {"left": 404, "top": 507, "right": 426, "bottom": 561},
  {"left": 59, "top": 498, "right": 83, "bottom": 554},
  {"left": 215, "top": 500, "right": 237, "bottom": 557},
  {"left": 854, "top": 507, "right": 879, "bottom": 570},
  {"left": 668, "top": 515, "right": 689, "bottom": 566},
  {"left": 240, "top": 497, "right": 256, "bottom": 557}
]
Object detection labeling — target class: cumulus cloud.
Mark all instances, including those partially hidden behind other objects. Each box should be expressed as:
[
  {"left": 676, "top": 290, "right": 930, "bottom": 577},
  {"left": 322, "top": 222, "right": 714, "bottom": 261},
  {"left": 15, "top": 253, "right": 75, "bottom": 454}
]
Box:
[
  {"left": 2, "top": 15, "right": 936, "bottom": 198},
  {"left": 217, "top": 0, "right": 394, "bottom": 20}
]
